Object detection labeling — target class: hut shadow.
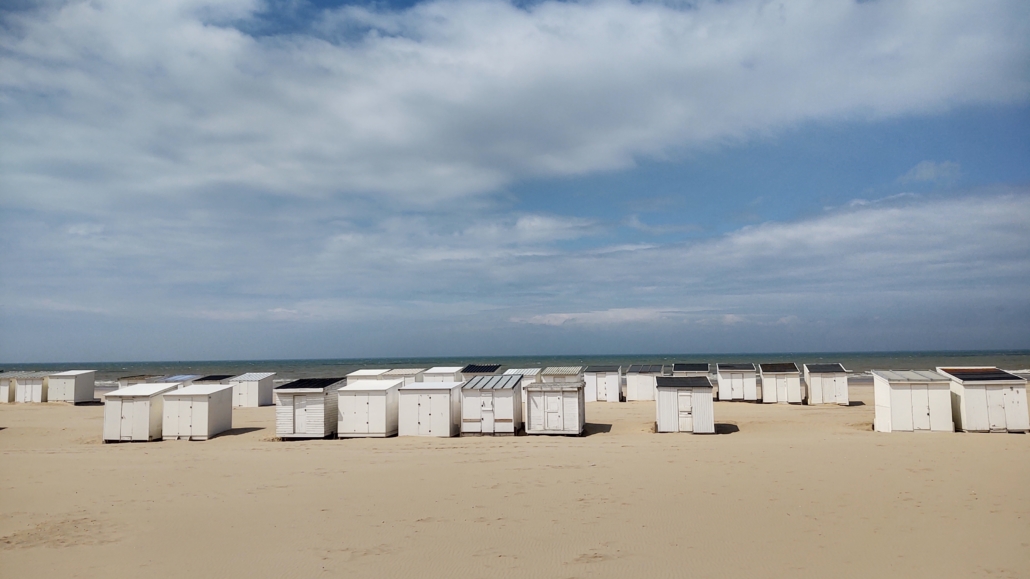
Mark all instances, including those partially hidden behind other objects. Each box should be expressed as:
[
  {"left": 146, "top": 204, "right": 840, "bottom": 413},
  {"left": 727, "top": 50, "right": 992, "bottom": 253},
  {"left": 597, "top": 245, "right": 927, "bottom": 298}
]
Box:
[
  {"left": 582, "top": 423, "right": 613, "bottom": 436},
  {"left": 218, "top": 427, "right": 264, "bottom": 437},
  {"left": 77, "top": 400, "right": 105, "bottom": 406},
  {"left": 848, "top": 401, "right": 866, "bottom": 407},
  {"left": 714, "top": 423, "right": 740, "bottom": 435}
]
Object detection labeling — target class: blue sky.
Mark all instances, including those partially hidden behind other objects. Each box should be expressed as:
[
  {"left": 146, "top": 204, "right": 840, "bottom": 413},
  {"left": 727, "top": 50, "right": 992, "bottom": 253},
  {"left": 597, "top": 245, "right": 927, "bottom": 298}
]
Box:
[{"left": 1, "top": 0, "right": 1029, "bottom": 362}]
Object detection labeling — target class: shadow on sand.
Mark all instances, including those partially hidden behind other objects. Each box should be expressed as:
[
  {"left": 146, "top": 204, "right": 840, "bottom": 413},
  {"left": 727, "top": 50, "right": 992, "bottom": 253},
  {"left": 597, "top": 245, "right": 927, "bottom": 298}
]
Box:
[
  {"left": 582, "top": 423, "right": 613, "bottom": 436},
  {"left": 714, "top": 423, "right": 740, "bottom": 435}
]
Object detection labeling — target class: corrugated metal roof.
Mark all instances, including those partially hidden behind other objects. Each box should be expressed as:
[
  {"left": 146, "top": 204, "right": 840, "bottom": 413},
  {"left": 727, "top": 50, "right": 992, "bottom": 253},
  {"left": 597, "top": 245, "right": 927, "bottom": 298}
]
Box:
[
  {"left": 627, "top": 364, "right": 663, "bottom": 373},
  {"left": 400, "top": 381, "right": 463, "bottom": 391},
  {"left": 275, "top": 378, "right": 345, "bottom": 390},
  {"left": 760, "top": 363, "right": 799, "bottom": 374},
  {"left": 196, "top": 374, "right": 234, "bottom": 382},
  {"left": 383, "top": 368, "right": 426, "bottom": 376},
  {"left": 464, "top": 375, "right": 521, "bottom": 390},
  {"left": 657, "top": 376, "right": 713, "bottom": 388},
  {"left": 159, "top": 375, "right": 201, "bottom": 382},
  {"left": 524, "top": 381, "right": 584, "bottom": 390},
  {"left": 425, "top": 366, "right": 463, "bottom": 373},
  {"left": 347, "top": 369, "right": 389, "bottom": 377},
  {"left": 1, "top": 371, "right": 49, "bottom": 379},
  {"left": 717, "top": 363, "right": 756, "bottom": 372},
  {"left": 461, "top": 364, "right": 502, "bottom": 374},
  {"left": 938, "top": 367, "right": 1024, "bottom": 382},
  {"left": 673, "top": 363, "right": 709, "bottom": 372},
  {"left": 805, "top": 363, "right": 847, "bottom": 373},
  {"left": 584, "top": 365, "right": 621, "bottom": 373},
  {"left": 541, "top": 366, "right": 583, "bottom": 376},
  {"left": 107, "top": 383, "right": 180, "bottom": 397},
  {"left": 504, "top": 368, "right": 541, "bottom": 376},
  {"left": 871, "top": 370, "right": 950, "bottom": 383},
  {"left": 0, "top": 371, "right": 31, "bottom": 379},
  {"left": 339, "top": 379, "right": 404, "bottom": 391},
  {"left": 231, "top": 372, "right": 276, "bottom": 381},
  {"left": 168, "top": 383, "right": 234, "bottom": 396}
]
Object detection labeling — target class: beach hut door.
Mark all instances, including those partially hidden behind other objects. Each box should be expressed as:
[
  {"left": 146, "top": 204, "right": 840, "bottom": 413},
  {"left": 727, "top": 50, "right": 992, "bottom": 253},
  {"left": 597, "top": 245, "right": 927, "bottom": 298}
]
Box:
[
  {"left": 730, "top": 374, "right": 743, "bottom": 398},
  {"left": 481, "top": 392, "right": 495, "bottom": 433},
  {"left": 986, "top": 387, "right": 1007, "bottom": 432},
  {"left": 1003, "top": 386, "right": 1028, "bottom": 431},
  {"left": 293, "top": 396, "right": 307, "bottom": 434},
  {"left": 911, "top": 385, "right": 931, "bottom": 431},
  {"left": 545, "top": 392, "right": 563, "bottom": 430},
  {"left": 120, "top": 399, "right": 136, "bottom": 439},
  {"left": 418, "top": 394, "right": 432, "bottom": 435},
  {"left": 775, "top": 376, "right": 787, "bottom": 402},
  {"left": 678, "top": 390, "right": 693, "bottom": 432}
]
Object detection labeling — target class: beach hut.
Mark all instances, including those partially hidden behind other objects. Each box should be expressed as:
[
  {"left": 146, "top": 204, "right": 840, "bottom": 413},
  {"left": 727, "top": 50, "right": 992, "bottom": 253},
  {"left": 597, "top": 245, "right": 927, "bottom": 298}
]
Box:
[
  {"left": 0, "top": 371, "right": 31, "bottom": 403},
  {"left": 346, "top": 369, "right": 389, "bottom": 383},
  {"left": 655, "top": 376, "right": 715, "bottom": 434},
  {"left": 625, "top": 365, "right": 664, "bottom": 401},
  {"left": 672, "top": 363, "right": 710, "bottom": 377},
  {"left": 804, "top": 364, "right": 849, "bottom": 406},
  {"left": 103, "top": 382, "right": 181, "bottom": 442},
  {"left": 381, "top": 368, "right": 426, "bottom": 385},
  {"left": 274, "top": 378, "right": 344, "bottom": 439},
  {"left": 872, "top": 370, "right": 953, "bottom": 433},
  {"left": 525, "top": 380, "right": 585, "bottom": 436},
  {"left": 161, "top": 383, "right": 233, "bottom": 441},
  {"left": 422, "top": 367, "right": 464, "bottom": 382},
  {"left": 541, "top": 367, "right": 583, "bottom": 383},
  {"left": 461, "top": 364, "right": 502, "bottom": 381},
  {"left": 505, "top": 368, "right": 541, "bottom": 421},
  {"left": 14, "top": 371, "right": 53, "bottom": 403},
  {"left": 716, "top": 363, "right": 758, "bottom": 401},
  {"left": 936, "top": 367, "right": 1029, "bottom": 433},
  {"left": 759, "top": 363, "right": 802, "bottom": 404},
  {"left": 337, "top": 379, "right": 404, "bottom": 438},
  {"left": 584, "top": 366, "right": 622, "bottom": 403},
  {"left": 398, "top": 381, "right": 462, "bottom": 437},
  {"left": 228, "top": 372, "right": 276, "bottom": 407},
  {"left": 461, "top": 375, "right": 522, "bottom": 436},
  {"left": 48, "top": 370, "right": 96, "bottom": 404}
]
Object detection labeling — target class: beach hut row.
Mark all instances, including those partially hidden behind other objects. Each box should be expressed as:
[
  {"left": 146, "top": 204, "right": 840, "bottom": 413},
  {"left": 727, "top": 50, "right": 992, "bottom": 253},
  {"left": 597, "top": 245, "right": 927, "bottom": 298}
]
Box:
[{"left": 0, "top": 370, "right": 96, "bottom": 404}]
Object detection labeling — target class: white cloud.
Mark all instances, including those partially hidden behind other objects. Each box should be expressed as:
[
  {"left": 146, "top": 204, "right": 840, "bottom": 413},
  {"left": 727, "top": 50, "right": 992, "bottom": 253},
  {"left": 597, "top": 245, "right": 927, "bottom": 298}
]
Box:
[
  {"left": 2, "top": 0, "right": 1027, "bottom": 209},
  {"left": 898, "top": 160, "right": 962, "bottom": 184}
]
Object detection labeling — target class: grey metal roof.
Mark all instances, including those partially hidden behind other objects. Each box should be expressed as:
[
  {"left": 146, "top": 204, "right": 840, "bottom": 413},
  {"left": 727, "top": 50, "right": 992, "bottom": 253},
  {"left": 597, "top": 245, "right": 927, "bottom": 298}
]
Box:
[
  {"left": 805, "top": 364, "right": 847, "bottom": 373},
  {"left": 717, "top": 363, "right": 756, "bottom": 371},
  {"left": 584, "top": 365, "right": 621, "bottom": 373},
  {"left": 461, "top": 364, "right": 502, "bottom": 374},
  {"left": 504, "top": 368, "right": 541, "bottom": 376},
  {"left": 159, "top": 374, "right": 202, "bottom": 382},
  {"left": 231, "top": 372, "right": 276, "bottom": 381},
  {"left": 627, "top": 364, "right": 664, "bottom": 373},
  {"left": 195, "top": 374, "right": 234, "bottom": 383},
  {"left": 657, "top": 376, "right": 713, "bottom": 388},
  {"left": 0, "top": 371, "right": 43, "bottom": 379},
  {"left": 383, "top": 368, "right": 426, "bottom": 376},
  {"left": 541, "top": 366, "right": 583, "bottom": 376},
  {"left": 463, "top": 375, "right": 522, "bottom": 390},
  {"left": 760, "top": 363, "right": 799, "bottom": 374},
  {"left": 275, "top": 378, "right": 345, "bottom": 390},
  {"left": 6, "top": 371, "right": 54, "bottom": 379},
  {"left": 937, "top": 367, "right": 1024, "bottom": 382},
  {"left": 673, "top": 363, "right": 709, "bottom": 372},
  {"left": 871, "top": 370, "right": 950, "bottom": 383}
]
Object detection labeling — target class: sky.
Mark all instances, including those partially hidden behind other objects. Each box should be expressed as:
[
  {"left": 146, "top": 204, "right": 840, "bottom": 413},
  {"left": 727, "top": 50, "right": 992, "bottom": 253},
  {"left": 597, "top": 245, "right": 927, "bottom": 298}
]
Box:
[{"left": 1, "top": 0, "right": 1029, "bottom": 363}]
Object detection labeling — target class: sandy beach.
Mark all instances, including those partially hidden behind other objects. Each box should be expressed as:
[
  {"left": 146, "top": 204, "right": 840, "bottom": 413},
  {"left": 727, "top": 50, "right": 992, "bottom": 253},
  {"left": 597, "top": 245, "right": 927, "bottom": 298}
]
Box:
[{"left": 1, "top": 383, "right": 1027, "bottom": 578}]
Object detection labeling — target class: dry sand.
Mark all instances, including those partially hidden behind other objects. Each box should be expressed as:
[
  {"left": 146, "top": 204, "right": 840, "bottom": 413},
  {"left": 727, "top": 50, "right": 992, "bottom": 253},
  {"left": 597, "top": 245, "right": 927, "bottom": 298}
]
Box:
[{"left": 1, "top": 384, "right": 1028, "bottom": 578}]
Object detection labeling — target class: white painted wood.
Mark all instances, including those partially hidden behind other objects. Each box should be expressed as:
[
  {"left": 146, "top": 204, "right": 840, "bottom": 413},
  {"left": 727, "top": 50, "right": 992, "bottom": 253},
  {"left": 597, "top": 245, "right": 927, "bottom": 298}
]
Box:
[
  {"left": 48, "top": 370, "right": 95, "bottom": 403},
  {"left": 584, "top": 373, "right": 597, "bottom": 401},
  {"left": 162, "top": 384, "right": 233, "bottom": 441},
  {"left": 986, "top": 387, "right": 1007, "bottom": 432},
  {"left": 910, "top": 385, "right": 931, "bottom": 431},
  {"left": 1003, "top": 385, "right": 1030, "bottom": 432},
  {"left": 655, "top": 377, "right": 715, "bottom": 434},
  {"left": 398, "top": 382, "right": 461, "bottom": 437},
  {"left": 524, "top": 382, "right": 585, "bottom": 435},
  {"left": 103, "top": 383, "right": 179, "bottom": 442},
  {"left": 338, "top": 379, "right": 401, "bottom": 438},
  {"left": 230, "top": 373, "right": 275, "bottom": 407},
  {"left": 677, "top": 390, "right": 693, "bottom": 432},
  {"left": 937, "top": 367, "right": 1028, "bottom": 433}
]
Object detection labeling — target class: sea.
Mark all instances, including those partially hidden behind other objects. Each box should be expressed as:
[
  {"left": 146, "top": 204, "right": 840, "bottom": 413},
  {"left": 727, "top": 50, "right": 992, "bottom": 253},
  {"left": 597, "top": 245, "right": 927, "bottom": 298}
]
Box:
[{"left": 4, "top": 350, "right": 1030, "bottom": 384}]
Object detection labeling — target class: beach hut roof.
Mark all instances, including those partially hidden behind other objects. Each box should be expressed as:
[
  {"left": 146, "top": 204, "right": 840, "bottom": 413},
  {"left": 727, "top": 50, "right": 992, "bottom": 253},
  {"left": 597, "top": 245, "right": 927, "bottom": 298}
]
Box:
[
  {"left": 673, "top": 363, "right": 709, "bottom": 372},
  {"left": 627, "top": 364, "right": 664, "bottom": 374},
  {"left": 347, "top": 369, "right": 389, "bottom": 377},
  {"left": 52, "top": 370, "right": 95, "bottom": 376},
  {"left": 760, "top": 363, "right": 799, "bottom": 373},
  {"left": 871, "top": 370, "right": 949, "bottom": 383},
  {"left": 107, "top": 383, "right": 181, "bottom": 397},
  {"left": 196, "top": 374, "right": 234, "bottom": 382},
  {"left": 656, "top": 376, "right": 713, "bottom": 388},
  {"left": 425, "top": 366, "right": 463, "bottom": 373},
  {"left": 805, "top": 363, "right": 847, "bottom": 373},
  {"left": 0, "top": 371, "right": 49, "bottom": 379},
  {"left": 584, "top": 365, "right": 620, "bottom": 373},
  {"left": 938, "top": 367, "right": 1023, "bottom": 382},
  {"left": 159, "top": 374, "right": 202, "bottom": 382},
  {"left": 275, "top": 378, "right": 345, "bottom": 391},
  {"left": 400, "top": 381, "right": 463, "bottom": 391},
  {"left": 171, "top": 383, "right": 234, "bottom": 396},
  {"left": 461, "top": 364, "right": 502, "bottom": 374},
  {"left": 541, "top": 366, "right": 583, "bottom": 376},
  {"left": 464, "top": 375, "right": 521, "bottom": 390},
  {"left": 717, "top": 363, "right": 756, "bottom": 371},
  {"left": 383, "top": 368, "right": 426, "bottom": 376},
  {"left": 231, "top": 372, "right": 276, "bottom": 381},
  {"left": 339, "top": 379, "right": 404, "bottom": 391},
  {"left": 504, "top": 368, "right": 541, "bottom": 376}
]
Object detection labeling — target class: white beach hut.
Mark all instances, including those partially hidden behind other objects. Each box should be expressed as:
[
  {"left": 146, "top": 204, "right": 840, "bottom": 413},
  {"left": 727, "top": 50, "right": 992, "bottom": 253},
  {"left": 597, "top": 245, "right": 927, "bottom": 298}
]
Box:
[
  {"left": 872, "top": 370, "right": 953, "bottom": 433},
  {"left": 505, "top": 368, "right": 541, "bottom": 422},
  {"left": 460, "top": 364, "right": 502, "bottom": 381},
  {"left": 461, "top": 375, "right": 523, "bottom": 436},
  {"left": 716, "top": 363, "right": 758, "bottom": 401},
  {"left": 0, "top": 371, "right": 31, "bottom": 403},
  {"left": 398, "top": 381, "right": 462, "bottom": 437},
  {"left": 625, "top": 365, "right": 664, "bottom": 401},
  {"left": 48, "top": 370, "right": 96, "bottom": 404},
  {"left": 162, "top": 383, "right": 234, "bottom": 441},
  {"left": 346, "top": 369, "right": 389, "bottom": 383},
  {"left": 103, "top": 382, "right": 181, "bottom": 442},
  {"left": 584, "top": 366, "right": 622, "bottom": 403},
  {"left": 422, "top": 367, "right": 464, "bottom": 382},
  {"left": 672, "top": 363, "right": 710, "bottom": 377},
  {"left": 655, "top": 376, "right": 715, "bottom": 434},
  {"left": 229, "top": 372, "right": 276, "bottom": 407},
  {"left": 14, "top": 371, "right": 53, "bottom": 403},
  {"left": 804, "top": 364, "right": 849, "bottom": 406},
  {"left": 525, "top": 381, "right": 585, "bottom": 436},
  {"left": 274, "top": 378, "right": 344, "bottom": 439},
  {"left": 381, "top": 368, "right": 426, "bottom": 385},
  {"left": 936, "top": 367, "right": 1029, "bottom": 433},
  {"left": 337, "top": 379, "right": 403, "bottom": 438},
  {"left": 759, "top": 363, "right": 803, "bottom": 404}
]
